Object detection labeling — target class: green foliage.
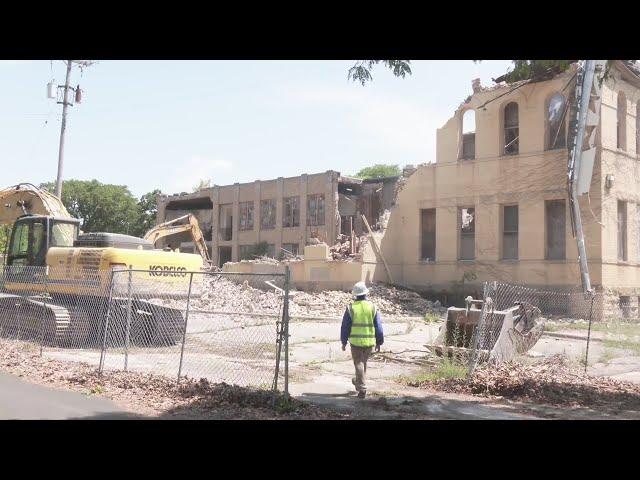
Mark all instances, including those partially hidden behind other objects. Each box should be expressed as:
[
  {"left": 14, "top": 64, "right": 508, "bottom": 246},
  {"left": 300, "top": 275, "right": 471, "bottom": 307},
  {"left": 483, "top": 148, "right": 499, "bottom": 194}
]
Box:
[
  {"left": 133, "top": 189, "right": 162, "bottom": 237},
  {"left": 193, "top": 178, "right": 211, "bottom": 192},
  {"left": 0, "top": 225, "right": 11, "bottom": 257},
  {"left": 423, "top": 312, "right": 441, "bottom": 324},
  {"left": 399, "top": 358, "right": 467, "bottom": 385},
  {"left": 498, "top": 60, "right": 574, "bottom": 83},
  {"left": 353, "top": 164, "right": 401, "bottom": 179},
  {"left": 348, "top": 60, "right": 412, "bottom": 86},
  {"left": 39, "top": 180, "right": 160, "bottom": 237},
  {"left": 240, "top": 241, "right": 270, "bottom": 260}
]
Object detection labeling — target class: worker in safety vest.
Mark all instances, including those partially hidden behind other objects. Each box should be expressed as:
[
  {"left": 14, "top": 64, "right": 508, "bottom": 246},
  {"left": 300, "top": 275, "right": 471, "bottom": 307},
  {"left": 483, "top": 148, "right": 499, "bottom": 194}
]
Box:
[{"left": 340, "top": 281, "right": 384, "bottom": 398}]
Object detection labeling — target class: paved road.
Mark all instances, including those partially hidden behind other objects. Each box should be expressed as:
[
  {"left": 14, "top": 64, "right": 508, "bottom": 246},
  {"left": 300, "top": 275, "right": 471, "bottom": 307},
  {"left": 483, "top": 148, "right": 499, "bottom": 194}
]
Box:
[{"left": 0, "top": 372, "right": 138, "bottom": 420}]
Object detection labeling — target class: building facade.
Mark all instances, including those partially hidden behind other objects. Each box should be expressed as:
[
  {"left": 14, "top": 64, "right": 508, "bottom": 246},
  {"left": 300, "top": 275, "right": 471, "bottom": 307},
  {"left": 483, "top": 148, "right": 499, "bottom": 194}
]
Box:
[{"left": 366, "top": 61, "right": 640, "bottom": 314}]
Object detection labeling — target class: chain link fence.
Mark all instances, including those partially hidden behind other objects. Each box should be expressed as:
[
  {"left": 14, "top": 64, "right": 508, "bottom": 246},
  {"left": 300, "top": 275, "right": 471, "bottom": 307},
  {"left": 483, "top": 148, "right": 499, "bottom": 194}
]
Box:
[
  {"left": 461, "top": 282, "right": 640, "bottom": 376},
  {"left": 0, "top": 265, "right": 290, "bottom": 394}
]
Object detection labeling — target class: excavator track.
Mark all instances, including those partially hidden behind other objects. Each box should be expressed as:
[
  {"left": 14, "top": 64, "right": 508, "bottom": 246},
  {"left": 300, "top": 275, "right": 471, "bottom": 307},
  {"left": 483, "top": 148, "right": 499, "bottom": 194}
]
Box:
[{"left": 0, "top": 293, "right": 185, "bottom": 348}]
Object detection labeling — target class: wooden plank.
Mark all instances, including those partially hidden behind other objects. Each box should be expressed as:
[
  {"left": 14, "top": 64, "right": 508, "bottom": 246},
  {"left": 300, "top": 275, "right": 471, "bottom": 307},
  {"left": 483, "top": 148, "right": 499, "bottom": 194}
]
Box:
[{"left": 361, "top": 214, "right": 394, "bottom": 284}]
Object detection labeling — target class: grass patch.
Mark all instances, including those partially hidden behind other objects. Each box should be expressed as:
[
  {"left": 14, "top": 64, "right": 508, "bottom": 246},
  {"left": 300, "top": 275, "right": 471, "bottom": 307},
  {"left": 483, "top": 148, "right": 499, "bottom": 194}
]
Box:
[
  {"left": 398, "top": 358, "right": 467, "bottom": 385},
  {"left": 602, "top": 338, "right": 640, "bottom": 355},
  {"left": 423, "top": 313, "right": 442, "bottom": 324},
  {"left": 555, "top": 321, "right": 640, "bottom": 337},
  {"left": 598, "top": 348, "right": 617, "bottom": 364}
]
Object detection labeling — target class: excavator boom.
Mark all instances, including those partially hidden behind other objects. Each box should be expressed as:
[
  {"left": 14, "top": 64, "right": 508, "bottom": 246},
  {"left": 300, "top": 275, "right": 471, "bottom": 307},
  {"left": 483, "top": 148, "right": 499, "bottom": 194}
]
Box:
[{"left": 143, "top": 214, "right": 212, "bottom": 265}]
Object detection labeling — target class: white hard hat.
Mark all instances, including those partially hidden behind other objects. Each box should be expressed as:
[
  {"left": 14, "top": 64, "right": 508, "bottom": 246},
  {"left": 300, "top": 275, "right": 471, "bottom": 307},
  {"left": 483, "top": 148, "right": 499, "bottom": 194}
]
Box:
[{"left": 352, "top": 281, "right": 369, "bottom": 297}]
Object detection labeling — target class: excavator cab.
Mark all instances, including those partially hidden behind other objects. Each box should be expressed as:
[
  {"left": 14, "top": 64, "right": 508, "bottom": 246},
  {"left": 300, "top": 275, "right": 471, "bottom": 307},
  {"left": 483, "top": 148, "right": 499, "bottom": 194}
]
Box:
[{"left": 5, "top": 215, "right": 80, "bottom": 267}]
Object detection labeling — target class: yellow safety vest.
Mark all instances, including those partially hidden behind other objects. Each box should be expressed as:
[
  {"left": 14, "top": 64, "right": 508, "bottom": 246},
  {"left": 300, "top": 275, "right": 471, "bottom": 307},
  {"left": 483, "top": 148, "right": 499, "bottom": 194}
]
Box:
[{"left": 348, "top": 300, "right": 377, "bottom": 348}]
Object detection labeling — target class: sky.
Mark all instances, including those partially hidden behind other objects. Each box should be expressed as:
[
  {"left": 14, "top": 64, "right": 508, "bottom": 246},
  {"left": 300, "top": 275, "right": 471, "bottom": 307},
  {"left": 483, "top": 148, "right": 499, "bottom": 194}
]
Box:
[{"left": 0, "top": 60, "right": 513, "bottom": 198}]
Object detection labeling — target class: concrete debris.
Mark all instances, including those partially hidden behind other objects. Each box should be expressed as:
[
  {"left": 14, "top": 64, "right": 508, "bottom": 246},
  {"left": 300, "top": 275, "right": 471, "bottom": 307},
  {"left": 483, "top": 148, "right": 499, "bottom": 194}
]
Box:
[{"left": 154, "top": 276, "right": 445, "bottom": 318}]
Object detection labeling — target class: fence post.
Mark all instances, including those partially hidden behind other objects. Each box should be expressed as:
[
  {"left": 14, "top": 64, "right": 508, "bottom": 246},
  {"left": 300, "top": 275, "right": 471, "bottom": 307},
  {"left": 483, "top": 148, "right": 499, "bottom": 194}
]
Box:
[
  {"left": 99, "top": 270, "right": 116, "bottom": 374},
  {"left": 283, "top": 266, "right": 290, "bottom": 399},
  {"left": 584, "top": 293, "right": 596, "bottom": 374},
  {"left": 124, "top": 267, "right": 133, "bottom": 372},
  {"left": 39, "top": 265, "right": 50, "bottom": 356},
  {"left": 177, "top": 272, "right": 194, "bottom": 382}
]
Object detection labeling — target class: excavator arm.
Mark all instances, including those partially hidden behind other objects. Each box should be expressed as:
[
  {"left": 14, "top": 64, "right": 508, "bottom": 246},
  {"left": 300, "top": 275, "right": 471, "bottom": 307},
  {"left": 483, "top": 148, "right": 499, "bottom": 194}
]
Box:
[
  {"left": 0, "top": 183, "right": 72, "bottom": 224},
  {"left": 143, "top": 214, "right": 212, "bottom": 265}
]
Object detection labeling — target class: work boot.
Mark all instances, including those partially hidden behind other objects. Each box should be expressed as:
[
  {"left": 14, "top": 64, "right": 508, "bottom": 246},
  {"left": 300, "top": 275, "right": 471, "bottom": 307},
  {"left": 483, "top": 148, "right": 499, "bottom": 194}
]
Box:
[{"left": 357, "top": 390, "right": 366, "bottom": 399}]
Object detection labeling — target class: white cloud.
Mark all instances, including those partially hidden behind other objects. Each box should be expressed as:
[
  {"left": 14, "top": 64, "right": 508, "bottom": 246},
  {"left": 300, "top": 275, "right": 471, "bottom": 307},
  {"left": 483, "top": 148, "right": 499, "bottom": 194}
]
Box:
[{"left": 168, "top": 155, "right": 233, "bottom": 193}]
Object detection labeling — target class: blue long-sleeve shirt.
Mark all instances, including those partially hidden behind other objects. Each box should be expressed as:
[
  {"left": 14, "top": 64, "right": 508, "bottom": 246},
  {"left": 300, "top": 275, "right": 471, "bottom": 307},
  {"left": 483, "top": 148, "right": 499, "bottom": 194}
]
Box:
[{"left": 341, "top": 303, "right": 384, "bottom": 347}]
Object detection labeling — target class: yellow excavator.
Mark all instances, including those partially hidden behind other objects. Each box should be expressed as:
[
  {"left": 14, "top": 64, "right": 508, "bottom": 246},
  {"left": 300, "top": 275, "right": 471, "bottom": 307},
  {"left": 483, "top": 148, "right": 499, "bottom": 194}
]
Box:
[{"left": 0, "top": 183, "right": 211, "bottom": 348}]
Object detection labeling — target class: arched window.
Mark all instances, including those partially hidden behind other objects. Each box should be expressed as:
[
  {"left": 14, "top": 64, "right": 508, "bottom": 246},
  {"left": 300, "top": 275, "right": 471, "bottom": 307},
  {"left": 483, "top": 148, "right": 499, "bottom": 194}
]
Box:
[
  {"left": 617, "top": 91, "right": 627, "bottom": 150},
  {"left": 504, "top": 102, "right": 519, "bottom": 155},
  {"left": 461, "top": 109, "right": 476, "bottom": 160},
  {"left": 547, "top": 93, "right": 567, "bottom": 150}
]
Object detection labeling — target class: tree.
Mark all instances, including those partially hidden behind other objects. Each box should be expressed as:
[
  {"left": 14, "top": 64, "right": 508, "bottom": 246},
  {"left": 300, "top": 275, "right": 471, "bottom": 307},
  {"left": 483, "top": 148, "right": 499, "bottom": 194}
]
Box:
[
  {"left": 353, "top": 164, "right": 401, "bottom": 179},
  {"left": 348, "top": 60, "right": 412, "bottom": 86},
  {"left": 40, "top": 180, "right": 140, "bottom": 235},
  {"left": 193, "top": 178, "right": 211, "bottom": 192},
  {"left": 133, "top": 189, "right": 162, "bottom": 238},
  {"left": 492, "top": 60, "right": 575, "bottom": 83}
]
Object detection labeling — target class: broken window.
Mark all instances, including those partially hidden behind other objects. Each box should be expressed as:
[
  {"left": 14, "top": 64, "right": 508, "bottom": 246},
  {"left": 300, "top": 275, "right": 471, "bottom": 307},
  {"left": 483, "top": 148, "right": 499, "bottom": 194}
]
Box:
[
  {"left": 461, "top": 109, "right": 475, "bottom": 160},
  {"left": 218, "top": 246, "right": 232, "bottom": 267},
  {"left": 420, "top": 208, "right": 436, "bottom": 261},
  {"left": 617, "top": 92, "right": 627, "bottom": 150},
  {"left": 260, "top": 199, "right": 276, "bottom": 230},
  {"left": 545, "top": 200, "right": 566, "bottom": 260},
  {"left": 620, "top": 296, "right": 632, "bottom": 319},
  {"left": 219, "top": 204, "right": 233, "bottom": 241},
  {"left": 459, "top": 207, "right": 475, "bottom": 260},
  {"left": 283, "top": 196, "right": 300, "bottom": 228},
  {"left": 307, "top": 194, "right": 325, "bottom": 226},
  {"left": 281, "top": 243, "right": 299, "bottom": 257},
  {"left": 547, "top": 93, "right": 567, "bottom": 150},
  {"left": 618, "top": 200, "right": 627, "bottom": 261},
  {"left": 239, "top": 244, "right": 253, "bottom": 260},
  {"left": 502, "top": 205, "right": 518, "bottom": 260},
  {"left": 239, "top": 201, "right": 254, "bottom": 231},
  {"left": 265, "top": 244, "right": 276, "bottom": 258},
  {"left": 504, "top": 102, "right": 519, "bottom": 155}
]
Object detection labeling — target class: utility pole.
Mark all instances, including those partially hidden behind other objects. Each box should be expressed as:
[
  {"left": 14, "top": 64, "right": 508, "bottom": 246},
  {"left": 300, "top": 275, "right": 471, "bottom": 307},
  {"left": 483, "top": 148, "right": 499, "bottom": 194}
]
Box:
[
  {"left": 50, "top": 60, "right": 95, "bottom": 198},
  {"left": 54, "top": 60, "right": 73, "bottom": 198},
  {"left": 568, "top": 60, "right": 606, "bottom": 296}
]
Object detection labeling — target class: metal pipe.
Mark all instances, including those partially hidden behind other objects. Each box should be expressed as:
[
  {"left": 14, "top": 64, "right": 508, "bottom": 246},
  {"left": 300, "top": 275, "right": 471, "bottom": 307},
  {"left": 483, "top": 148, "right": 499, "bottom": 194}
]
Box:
[
  {"left": 124, "top": 267, "right": 132, "bottom": 371},
  {"left": 177, "top": 272, "right": 194, "bottom": 382},
  {"left": 283, "top": 265, "right": 290, "bottom": 399},
  {"left": 99, "top": 270, "right": 116, "bottom": 373}
]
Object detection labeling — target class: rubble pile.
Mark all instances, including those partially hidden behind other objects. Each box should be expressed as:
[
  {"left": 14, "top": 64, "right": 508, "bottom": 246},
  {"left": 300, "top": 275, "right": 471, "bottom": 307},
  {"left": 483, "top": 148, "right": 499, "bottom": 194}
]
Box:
[
  {"left": 290, "top": 283, "right": 445, "bottom": 317},
  {"left": 160, "top": 276, "right": 445, "bottom": 317},
  {"left": 409, "top": 354, "right": 640, "bottom": 412}
]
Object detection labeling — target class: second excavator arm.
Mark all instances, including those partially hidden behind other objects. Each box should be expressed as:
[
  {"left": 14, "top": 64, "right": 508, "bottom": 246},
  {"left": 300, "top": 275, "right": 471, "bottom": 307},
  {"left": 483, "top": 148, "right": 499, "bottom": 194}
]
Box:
[{"left": 143, "top": 214, "right": 212, "bottom": 265}]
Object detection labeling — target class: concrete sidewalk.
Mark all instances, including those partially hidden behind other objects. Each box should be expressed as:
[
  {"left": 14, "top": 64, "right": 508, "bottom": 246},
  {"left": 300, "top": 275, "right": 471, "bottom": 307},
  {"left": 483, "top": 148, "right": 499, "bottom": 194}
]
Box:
[{"left": 0, "top": 372, "right": 138, "bottom": 420}]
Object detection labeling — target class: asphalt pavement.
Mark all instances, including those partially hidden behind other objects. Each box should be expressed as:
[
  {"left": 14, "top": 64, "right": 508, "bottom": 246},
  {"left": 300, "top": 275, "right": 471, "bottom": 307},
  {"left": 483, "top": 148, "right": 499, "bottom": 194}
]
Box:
[{"left": 0, "top": 372, "right": 138, "bottom": 420}]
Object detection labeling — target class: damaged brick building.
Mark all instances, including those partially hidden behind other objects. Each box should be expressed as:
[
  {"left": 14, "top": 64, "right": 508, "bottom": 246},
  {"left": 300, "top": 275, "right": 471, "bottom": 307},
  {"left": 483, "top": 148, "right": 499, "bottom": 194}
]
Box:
[
  {"left": 155, "top": 170, "right": 403, "bottom": 267},
  {"left": 367, "top": 60, "right": 640, "bottom": 317}
]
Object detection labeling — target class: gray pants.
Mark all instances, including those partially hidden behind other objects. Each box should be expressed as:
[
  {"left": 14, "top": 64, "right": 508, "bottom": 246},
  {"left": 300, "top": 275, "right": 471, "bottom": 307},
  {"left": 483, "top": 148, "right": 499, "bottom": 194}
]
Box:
[{"left": 351, "top": 345, "right": 373, "bottom": 392}]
